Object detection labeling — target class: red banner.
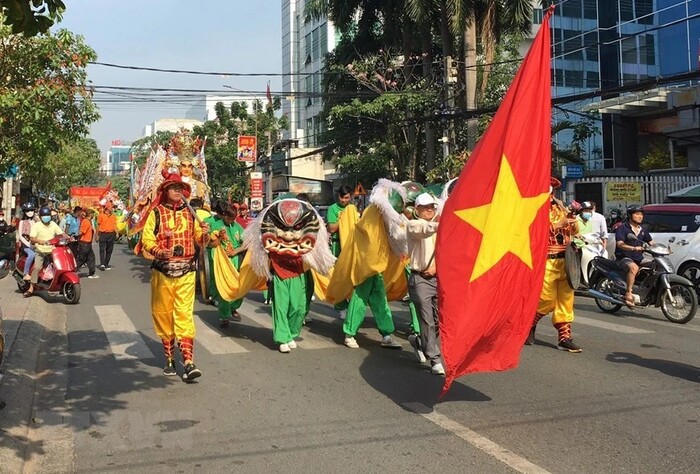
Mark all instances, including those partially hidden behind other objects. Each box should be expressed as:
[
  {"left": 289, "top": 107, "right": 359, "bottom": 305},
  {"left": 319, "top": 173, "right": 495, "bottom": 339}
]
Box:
[
  {"left": 238, "top": 135, "right": 257, "bottom": 162},
  {"left": 250, "top": 172, "right": 263, "bottom": 198}
]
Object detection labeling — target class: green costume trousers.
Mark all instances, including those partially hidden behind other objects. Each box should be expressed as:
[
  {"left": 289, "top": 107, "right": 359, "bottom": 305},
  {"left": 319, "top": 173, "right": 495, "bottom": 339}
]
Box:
[
  {"left": 208, "top": 250, "right": 242, "bottom": 321},
  {"left": 271, "top": 273, "right": 312, "bottom": 344},
  {"left": 343, "top": 274, "right": 395, "bottom": 337}
]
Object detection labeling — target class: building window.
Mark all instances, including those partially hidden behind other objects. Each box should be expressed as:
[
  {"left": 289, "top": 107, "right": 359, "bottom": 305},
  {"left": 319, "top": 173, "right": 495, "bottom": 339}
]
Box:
[
  {"left": 554, "top": 68, "right": 564, "bottom": 87},
  {"left": 636, "top": 0, "right": 653, "bottom": 25},
  {"left": 312, "top": 28, "right": 320, "bottom": 62},
  {"left": 320, "top": 23, "right": 328, "bottom": 57},
  {"left": 553, "top": 28, "right": 563, "bottom": 57},
  {"left": 619, "top": 0, "right": 633, "bottom": 22},
  {"left": 305, "top": 33, "right": 312, "bottom": 64},
  {"left": 583, "top": 0, "right": 596, "bottom": 20},
  {"left": 565, "top": 69, "right": 584, "bottom": 88},
  {"left": 623, "top": 73, "right": 638, "bottom": 85},
  {"left": 312, "top": 74, "right": 321, "bottom": 105},
  {"left": 584, "top": 32, "right": 598, "bottom": 61},
  {"left": 305, "top": 76, "right": 313, "bottom": 107},
  {"left": 533, "top": 8, "right": 543, "bottom": 24},
  {"left": 306, "top": 118, "right": 314, "bottom": 147},
  {"left": 586, "top": 71, "right": 599, "bottom": 89},
  {"left": 563, "top": 29, "right": 583, "bottom": 60},
  {"left": 640, "top": 34, "right": 656, "bottom": 65},
  {"left": 621, "top": 36, "right": 637, "bottom": 64},
  {"left": 562, "top": 0, "right": 581, "bottom": 18}
]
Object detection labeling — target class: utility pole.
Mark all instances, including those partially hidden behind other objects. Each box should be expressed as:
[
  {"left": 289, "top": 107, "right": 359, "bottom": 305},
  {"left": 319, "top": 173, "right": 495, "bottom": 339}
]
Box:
[
  {"left": 265, "top": 130, "right": 273, "bottom": 204},
  {"left": 443, "top": 55, "right": 458, "bottom": 158}
]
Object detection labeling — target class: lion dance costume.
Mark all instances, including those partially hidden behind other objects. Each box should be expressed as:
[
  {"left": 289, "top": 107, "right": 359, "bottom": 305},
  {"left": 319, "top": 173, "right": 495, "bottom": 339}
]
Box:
[
  {"left": 527, "top": 181, "right": 582, "bottom": 353},
  {"left": 140, "top": 171, "right": 209, "bottom": 380}
]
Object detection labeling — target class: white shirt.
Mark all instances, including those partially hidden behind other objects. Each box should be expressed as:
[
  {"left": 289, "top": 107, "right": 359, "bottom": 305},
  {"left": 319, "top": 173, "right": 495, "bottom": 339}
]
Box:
[
  {"left": 591, "top": 211, "right": 608, "bottom": 237},
  {"left": 406, "top": 219, "right": 438, "bottom": 271}
]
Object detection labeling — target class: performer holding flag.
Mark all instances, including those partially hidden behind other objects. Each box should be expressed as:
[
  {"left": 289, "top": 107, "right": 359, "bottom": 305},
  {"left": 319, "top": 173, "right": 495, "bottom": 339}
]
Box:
[{"left": 435, "top": 5, "right": 556, "bottom": 393}]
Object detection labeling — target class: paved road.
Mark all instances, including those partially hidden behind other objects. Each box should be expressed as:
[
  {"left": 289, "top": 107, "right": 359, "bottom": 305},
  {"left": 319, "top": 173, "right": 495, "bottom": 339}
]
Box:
[{"left": 2, "top": 244, "right": 699, "bottom": 473}]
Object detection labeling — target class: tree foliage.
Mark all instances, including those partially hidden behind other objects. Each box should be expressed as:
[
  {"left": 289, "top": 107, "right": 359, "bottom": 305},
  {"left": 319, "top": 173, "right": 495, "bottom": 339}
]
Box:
[
  {"left": 1, "top": 0, "right": 64, "bottom": 36},
  {"left": 0, "top": 21, "right": 99, "bottom": 181},
  {"left": 192, "top": 98, "right": 287, "bottom": 203},
  {"left": 33, "top": 137, "right": 101, "bottom": 200},
  {"left": 640, "top": 140, "right": 688, "bottom": 171}
]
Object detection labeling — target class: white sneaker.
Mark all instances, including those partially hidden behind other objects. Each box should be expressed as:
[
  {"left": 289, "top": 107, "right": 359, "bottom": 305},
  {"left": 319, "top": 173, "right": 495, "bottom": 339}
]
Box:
[
  {"left": 279, "top": 343, "right": 291, "bottom": 353},
  {"left": 431, "top": 362, "right": 445, "bottom": 375},
  {"left": 344, "top": 336, "right": 359, "bottom": 348},
  {"left": 288, "top": 340, "right": 297, "bottom": 349},
  {"left": 408, "top": 334, "right": 427, "bottom": 363},
  {"left": 339, "top": 310, "right": 346, "bottom": 320},
  {"left": 87, "top": 274, "right": 100, "bottom": 279},
  {"left": 380, "top": 335, "right": 401, "bottom": 349}
]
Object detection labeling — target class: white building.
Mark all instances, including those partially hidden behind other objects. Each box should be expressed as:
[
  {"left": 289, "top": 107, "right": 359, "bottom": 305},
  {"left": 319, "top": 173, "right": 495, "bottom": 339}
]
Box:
[
  {"left": 142, "top": 118, "right": 203, "bottom": 137},
  {"left": 281, "top": 1, "right": 337, "bottom": 147},
  {"left": 185, "top": 95, "right": 262, "bottom": 122}
]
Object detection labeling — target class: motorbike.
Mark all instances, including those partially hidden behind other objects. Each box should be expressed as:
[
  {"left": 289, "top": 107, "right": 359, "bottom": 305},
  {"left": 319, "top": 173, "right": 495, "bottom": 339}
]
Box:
[
  {"left": 588, "top": 238, "right": 697, "bottom": 324},
  {"left": 578, "top": 231, "right": 608, "bottom": 288},
  {"left": 0, "top": 224, "right": 16, "bottom": 280},
  {"left": 13, "top": 235, "right": 81, "bottom": 304}
]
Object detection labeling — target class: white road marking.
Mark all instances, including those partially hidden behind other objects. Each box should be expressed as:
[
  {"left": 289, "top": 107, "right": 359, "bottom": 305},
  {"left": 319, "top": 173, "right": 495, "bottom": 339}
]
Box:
[
  {"left": 95, "top": 305, "right": 155, "bottom": 360},
  {"left": 193, "top": 313, "right": 249, "bottom": 354},
  {"left": 405, "top": 403, "right": 551, "bottom": 474},
  {"left": 239, "top": 302, "right": 337, "bottom": 349},
  {"left": 574, "top": 316, "right": 653, "bottom": 334}
]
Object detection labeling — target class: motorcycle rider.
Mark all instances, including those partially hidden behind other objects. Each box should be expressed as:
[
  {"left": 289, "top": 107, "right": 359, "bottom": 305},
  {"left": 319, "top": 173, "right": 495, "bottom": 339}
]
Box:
[
  {"left": 26, "top": 206, "right": 68, "bottom": 297},
  {"left": 614, "top": 205, "right": 654, "bottom": 307},
  {"left": 574, "top": 201, "right": 594, "bottom": 247},
  {"left": 17, "top": 202, "right": 38, "bottom": 281}
]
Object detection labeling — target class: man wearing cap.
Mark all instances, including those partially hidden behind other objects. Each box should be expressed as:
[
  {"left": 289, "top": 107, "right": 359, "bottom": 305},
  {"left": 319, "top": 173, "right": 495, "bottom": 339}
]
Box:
[
  {"left": 526, "top": 178, "right": 583, "bottom": 353},
  {"left": 97, "top": 202, "right": 117, "bottom": 270},
  {"left": 236, "top": 203, "right": 252, "bottom": 228},
  {"left": 141, "top": 172, "right": 210, "bottom": 381},
  {"left": 406, "top": 192, "right": 444, "bottom": 375}
]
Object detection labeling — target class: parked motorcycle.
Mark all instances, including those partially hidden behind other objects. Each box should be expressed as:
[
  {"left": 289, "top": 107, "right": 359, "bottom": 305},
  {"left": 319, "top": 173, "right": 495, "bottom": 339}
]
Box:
[
  {"left": 13, "top": 235, "right": 81, "bottom": 304},
  {"left": 578, "top": 232, "right": 608, "bottom": 288},
  {"left": 588, "top": 239, "right": 697, "bottom": 324},
  {"left": 0, "top": 224, "right": 16, "bottom": 280}
]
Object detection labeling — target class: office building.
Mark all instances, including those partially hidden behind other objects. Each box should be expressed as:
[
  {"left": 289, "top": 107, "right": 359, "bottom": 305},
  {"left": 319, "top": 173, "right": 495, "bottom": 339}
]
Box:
[{"left": 281, "top": 0, "right": 337, "bottom": 147}]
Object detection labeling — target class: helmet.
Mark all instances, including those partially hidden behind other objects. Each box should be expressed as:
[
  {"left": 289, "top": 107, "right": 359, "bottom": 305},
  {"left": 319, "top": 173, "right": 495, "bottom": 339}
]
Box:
[
  {"left": 21, "top": 202, "right": 35, "bottom": 213},
  {"left": 38, "top": 206, "right": 52, "bottom": 217},
  {"left": 580, "top": 201, "right": 594, "bottom": 210},
  {"left": 627, "top": 204, "right": 644, "bottom": 216}
]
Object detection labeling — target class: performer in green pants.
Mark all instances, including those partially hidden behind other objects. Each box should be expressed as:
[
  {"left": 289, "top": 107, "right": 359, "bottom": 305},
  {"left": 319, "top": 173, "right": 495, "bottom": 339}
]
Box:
[
  {"left": 326, "top": 185, "right": 354, "bottom": 318},
  {"left": 207, "top": 204, "right": 245, "bottom": 328},
  {"left": 342, "top": 274, "right": 401, "bottom": 349},
  {"left": 271, "top": 271, "right": 314, "bottom": 348}
]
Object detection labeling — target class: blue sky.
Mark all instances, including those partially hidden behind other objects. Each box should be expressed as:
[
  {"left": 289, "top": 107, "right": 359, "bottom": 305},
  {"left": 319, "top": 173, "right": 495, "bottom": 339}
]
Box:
[{"left": 57, "top": 1, "right": 282, "bottom": 155}]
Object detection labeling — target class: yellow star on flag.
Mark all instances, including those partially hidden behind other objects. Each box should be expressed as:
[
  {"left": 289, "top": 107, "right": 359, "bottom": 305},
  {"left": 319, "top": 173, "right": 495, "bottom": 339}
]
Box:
[{"left": 455, "top": 155, "right": 549, "bottom": 282}]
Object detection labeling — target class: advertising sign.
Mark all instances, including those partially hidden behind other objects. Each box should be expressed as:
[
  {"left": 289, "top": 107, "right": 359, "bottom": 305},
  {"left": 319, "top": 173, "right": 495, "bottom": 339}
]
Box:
[
  {"left": 250, "top": 172, "right": 263, "bottom": 198},
  {"left": 237, "top": 135, "right": 257, "bottom": 162},
  {"left": 288, "top": 177, "right": 322, "bottom": 194},
  {"left": 250, "top": 197, "right": 264, "bottom": 211},
  {"left": 606, "top": 182, "right": 641, "bottom": 202}
]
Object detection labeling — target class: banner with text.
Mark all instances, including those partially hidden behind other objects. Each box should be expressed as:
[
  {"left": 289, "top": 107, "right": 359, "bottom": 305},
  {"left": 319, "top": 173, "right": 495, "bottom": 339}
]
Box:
[
  {"left": 237, "top": 135, "right": 257, "bottom": 162},
  {"left": 606, "top": 182, "right": 641, "bottom": 202},
  {"left": 250, "top": 172, "right": 264, "bottom": 198}
]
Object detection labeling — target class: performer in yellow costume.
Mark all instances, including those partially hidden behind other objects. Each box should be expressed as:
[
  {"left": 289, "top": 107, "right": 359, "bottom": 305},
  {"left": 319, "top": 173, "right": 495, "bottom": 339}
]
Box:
[
  {"left": 526, "top": 178, "right": 582, "bottom": 353},
  {"left": 140, "top": 171, "right": 210, "bottom": 381}
]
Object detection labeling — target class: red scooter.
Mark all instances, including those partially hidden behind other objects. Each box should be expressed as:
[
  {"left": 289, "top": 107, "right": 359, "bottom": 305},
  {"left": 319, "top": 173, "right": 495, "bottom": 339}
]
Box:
[{"left": 13, "top": 235, "right": 81, "bottom": 304}]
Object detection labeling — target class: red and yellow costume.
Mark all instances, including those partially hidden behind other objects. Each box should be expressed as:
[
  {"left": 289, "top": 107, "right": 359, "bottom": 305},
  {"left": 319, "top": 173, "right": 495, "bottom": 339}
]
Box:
[
  {"left": 530, "top": 181, "right": 582, "bottom": 352},
  {"left": 140, "top": 172, "right": 208, "bottom": 377}
]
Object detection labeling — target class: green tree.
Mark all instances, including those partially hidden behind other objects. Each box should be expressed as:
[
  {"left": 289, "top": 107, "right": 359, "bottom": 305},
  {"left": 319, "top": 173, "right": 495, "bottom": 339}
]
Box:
[
  {"left": 130, "top": 131, "right": 175, "bottom": 167},
  {"left": 1, "top": 0, "right": 64, "bottom": 36},
  {"left": 33, "top": 137, "right": 101, "bottom": 200},
  {"left": 192, "top": 98, "right": 287, "bottom": 203},
  {"left": 640, "top": 140, "right": 687, "bottom": 171},
  {"left": 0, "top": 21, "right": 99, "bottom": 180}
]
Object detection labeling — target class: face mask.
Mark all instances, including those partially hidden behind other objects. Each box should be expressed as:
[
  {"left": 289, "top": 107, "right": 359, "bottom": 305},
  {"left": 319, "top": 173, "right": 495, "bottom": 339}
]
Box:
[
  {"left": 41, "top": 216, "right": 52, "bottom": 224},
  {"left": 581, "top": 212, "right": 592, "bottom": 220},
  {"left": 25, "top": 211, "right": 34, "bottom": 218}
]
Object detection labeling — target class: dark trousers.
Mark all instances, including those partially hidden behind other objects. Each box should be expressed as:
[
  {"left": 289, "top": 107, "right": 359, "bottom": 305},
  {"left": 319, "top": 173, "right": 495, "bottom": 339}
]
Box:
[
  {"left": 408, "top": 272, "right": 441, "bottom": 363},
  {"left": 75, "top": 241, "right": 96, "bottom": 275},
  {"left": 99, "top": 232, "right": 116, "bottom": 267}
]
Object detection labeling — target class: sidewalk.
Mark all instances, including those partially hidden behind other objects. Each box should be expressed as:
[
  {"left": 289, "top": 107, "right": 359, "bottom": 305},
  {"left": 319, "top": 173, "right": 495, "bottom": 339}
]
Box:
[{"left": 0, "top": 276, "right": 73, "bottom": 473}]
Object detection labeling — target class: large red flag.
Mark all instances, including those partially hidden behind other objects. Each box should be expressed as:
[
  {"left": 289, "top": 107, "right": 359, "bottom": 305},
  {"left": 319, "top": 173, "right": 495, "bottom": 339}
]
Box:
[{"left": 436, "top": 6, "right": 554, "bottom": 394}]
